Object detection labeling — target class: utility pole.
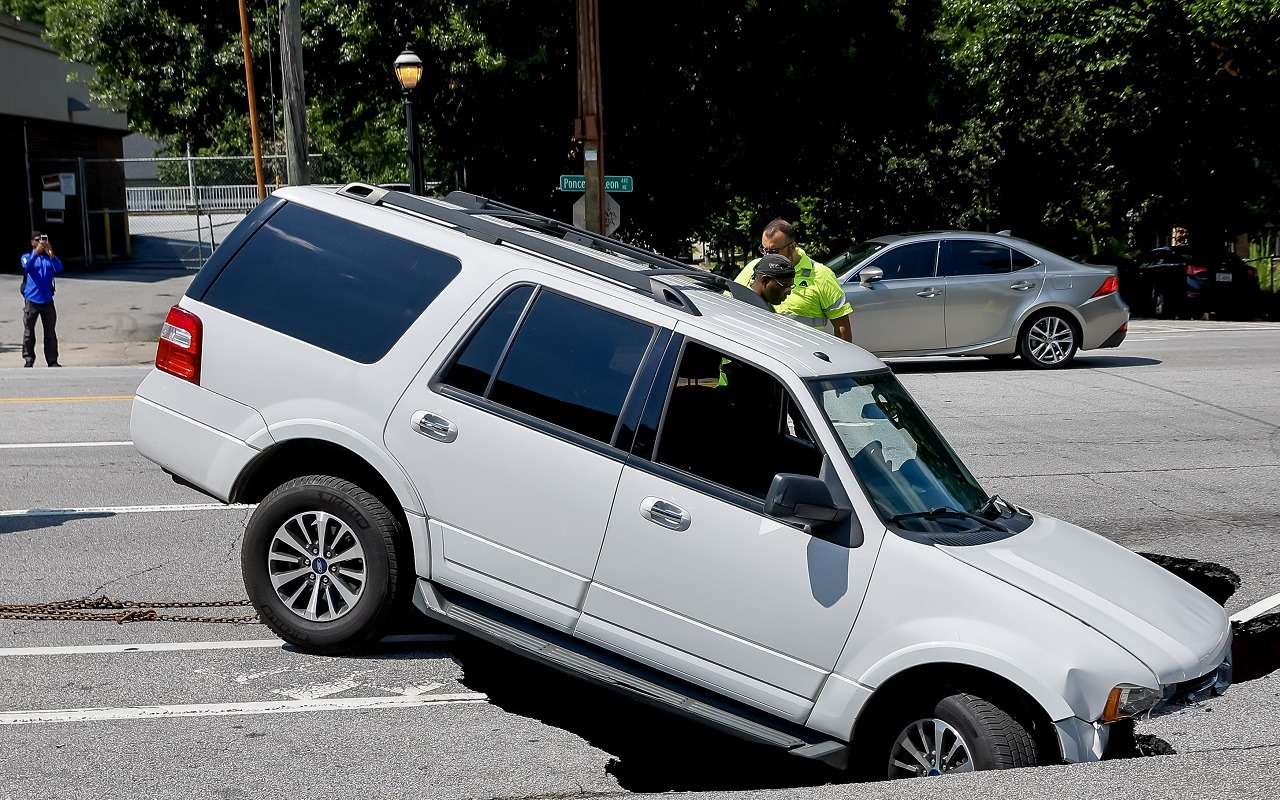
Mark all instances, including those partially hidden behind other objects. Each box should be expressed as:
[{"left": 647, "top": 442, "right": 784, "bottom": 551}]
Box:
[
  {"left": 279, "top": 0, "right": 308, "bottom": 185},
  {"left": 576, "top": 0, "right": 605, "bottom": 233},
  {"left": 236, "top": 0, "right": 267, "bottom": 200}
]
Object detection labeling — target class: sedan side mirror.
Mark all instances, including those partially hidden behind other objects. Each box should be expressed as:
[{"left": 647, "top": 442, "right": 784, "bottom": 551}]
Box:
[
  {"left": 764, "top": 473, "right": 852, "bottom": 530},
  {"left": 859, "top": 266, "right": 884, "bottom": 284}
]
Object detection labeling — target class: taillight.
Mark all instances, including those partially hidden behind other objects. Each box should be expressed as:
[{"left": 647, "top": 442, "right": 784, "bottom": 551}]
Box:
[
  {"left": 1092, "top": 275, "right": 1119, "bottom": 297},
  {"left": 1186, "top": 263, "right": 1210, "bottom": 279},
  {"left": 156, "top": 305, "right": 202, "bottom": 384}
]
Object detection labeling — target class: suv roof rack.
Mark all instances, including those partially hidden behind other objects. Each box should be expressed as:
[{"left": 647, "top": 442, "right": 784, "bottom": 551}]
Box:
[{"left": 335, "top": 183, "right": 769, "bottom": 316}]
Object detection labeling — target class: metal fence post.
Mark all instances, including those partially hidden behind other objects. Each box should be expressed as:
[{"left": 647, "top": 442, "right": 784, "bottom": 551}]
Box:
[{"left": 78, "top": 157, "right": 92, "bottom": 266}]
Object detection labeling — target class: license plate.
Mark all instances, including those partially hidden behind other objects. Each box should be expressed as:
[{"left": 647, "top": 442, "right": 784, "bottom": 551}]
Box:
[{"left": 1216, "top": 273, "right": 1233, "bottom": 282}]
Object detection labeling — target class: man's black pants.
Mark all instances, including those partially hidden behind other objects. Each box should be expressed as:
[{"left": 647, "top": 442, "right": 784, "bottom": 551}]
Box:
[{"left": 22, "top": 300, "right": 58, "bottom": 366}]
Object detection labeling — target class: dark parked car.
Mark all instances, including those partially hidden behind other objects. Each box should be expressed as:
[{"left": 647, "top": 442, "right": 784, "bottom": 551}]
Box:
[{"left": 1123, "top": 246, "right": 1261, "bottom": 319}]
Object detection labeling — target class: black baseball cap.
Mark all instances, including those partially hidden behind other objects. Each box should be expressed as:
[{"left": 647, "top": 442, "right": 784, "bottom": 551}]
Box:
[
  {"left": 31, "top": 230, "right": 43, "bottom": 239},
  {"left": 754, "top": 253, "right": 795, "bottom": 279}
]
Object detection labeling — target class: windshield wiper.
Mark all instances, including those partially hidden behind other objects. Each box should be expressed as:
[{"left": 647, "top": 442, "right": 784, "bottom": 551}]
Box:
[
  {"left": 978, "top": 494, "right": 1020, "bottom": 519},
  {"left": 890, "top": 507, "right": 1012, "bottom": 533}
]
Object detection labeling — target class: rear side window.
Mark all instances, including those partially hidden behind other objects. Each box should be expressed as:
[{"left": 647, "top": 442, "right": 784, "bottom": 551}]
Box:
[
  {"left": 201, "top": 203, "right": 461, "bottom": 363},
  {"left": 439, "top": 285, "right": 535, "bottom": 396},
  {"left": 439, "top": 287, "right": 655, "bottom": 445},
  {"left": 941, "top": 240, "right": 1013, "bottom": 277},
  {"left": 1011, "top": 249, "right": 1038, "bottom": 270}
]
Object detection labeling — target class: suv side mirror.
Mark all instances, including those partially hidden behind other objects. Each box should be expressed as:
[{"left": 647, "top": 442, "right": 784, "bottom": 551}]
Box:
[
  {"left": 859, "top": 266, "right": 884, "bottom": 284},
  {"left": 764, "top": 473, "right": 852, "bottom": 531}
]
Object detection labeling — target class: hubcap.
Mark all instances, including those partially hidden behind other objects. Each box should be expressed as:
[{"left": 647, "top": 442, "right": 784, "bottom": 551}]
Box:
[
  {"left": 888, "top": 718, "right": 975, "bottom": 778},
  {"left": 1027, "top": 316, "right": 1074, "bottom": 364},
  {"left": 268, "top": 511, "right": 366, "bottom": 622}
]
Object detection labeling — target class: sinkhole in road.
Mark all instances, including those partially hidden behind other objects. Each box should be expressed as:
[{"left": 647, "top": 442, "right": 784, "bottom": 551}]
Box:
[
  {"left": 1139, "top": 551, "right": 1279, "bottom": 684},
  {"left": 449, "top": 550, "right": 1270, "bottom": 789}
]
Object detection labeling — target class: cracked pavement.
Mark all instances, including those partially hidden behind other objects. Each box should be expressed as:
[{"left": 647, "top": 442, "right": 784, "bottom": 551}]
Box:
[{"left": 1, "top": 321, "right": 1278, "bottom": 799}]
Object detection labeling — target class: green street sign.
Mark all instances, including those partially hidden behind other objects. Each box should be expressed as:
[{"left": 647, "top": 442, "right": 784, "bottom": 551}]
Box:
[{"left": 559, "top": 175, "right": 633, "bottom": 193}]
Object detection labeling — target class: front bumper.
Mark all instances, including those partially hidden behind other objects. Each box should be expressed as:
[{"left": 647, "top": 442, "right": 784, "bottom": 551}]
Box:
[{"left": 1148, "top": 657, "right": 1233, "bottom": 718}]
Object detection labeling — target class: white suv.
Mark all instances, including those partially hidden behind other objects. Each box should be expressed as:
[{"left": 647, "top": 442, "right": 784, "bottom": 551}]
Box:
[{"left": 131, "top": 184, "right": 1231, "bottom": 779}]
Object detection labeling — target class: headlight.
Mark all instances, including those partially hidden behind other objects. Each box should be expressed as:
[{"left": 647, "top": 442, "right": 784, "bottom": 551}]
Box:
[{"left": 1101, "top": 684, "right": 1163, "bottom": 723}]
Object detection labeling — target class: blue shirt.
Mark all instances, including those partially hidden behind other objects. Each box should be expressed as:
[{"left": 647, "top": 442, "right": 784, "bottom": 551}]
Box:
[{"left": 20, "top": 249, "right": 62, "bottom": 304}]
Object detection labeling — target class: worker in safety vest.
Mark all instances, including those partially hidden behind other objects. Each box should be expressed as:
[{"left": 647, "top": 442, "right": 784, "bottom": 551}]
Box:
[{"left": 735, "top": 218, "right": 852, "bottom": 341}]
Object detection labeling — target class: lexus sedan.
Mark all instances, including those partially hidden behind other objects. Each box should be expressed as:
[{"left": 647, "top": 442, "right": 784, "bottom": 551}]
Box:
[{"left": 829, "top": 232, "right": 1129, "bottom": 369}]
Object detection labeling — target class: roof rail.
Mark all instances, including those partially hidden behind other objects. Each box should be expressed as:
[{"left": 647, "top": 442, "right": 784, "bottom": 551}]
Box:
[{"left": 335, "top": 183, "right": 770, "bottom": 315}]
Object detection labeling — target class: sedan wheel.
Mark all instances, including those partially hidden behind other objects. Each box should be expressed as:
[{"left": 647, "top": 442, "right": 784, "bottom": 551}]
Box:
[{"left": 1019, "top": 313, "right": 1078, "bottom": 368}]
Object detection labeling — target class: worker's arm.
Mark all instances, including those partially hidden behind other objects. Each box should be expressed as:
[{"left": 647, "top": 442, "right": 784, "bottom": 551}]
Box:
[{"left": 833, "top": 314, "right": 852, "bottom": 342}]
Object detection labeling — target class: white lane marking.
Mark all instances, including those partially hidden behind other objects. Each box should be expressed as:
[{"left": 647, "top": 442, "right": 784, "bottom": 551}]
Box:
[
  {"left": 1230, "top": 592, "right": 1280, "bottom": 624},
  {"left": 0, "top": 503, "right": 255, "bottom": 518},
  {"left": 0, "top": 441, "right": 133, "bottom": 450},
  {"left": 0, "top": 633, "right": 456, "bottom": 658},
  {"left": 273, "top": 673, "right": 370, "bottom": 701},
  {"left": 0, "top": 693, "right": 489, "bottom": 725}
]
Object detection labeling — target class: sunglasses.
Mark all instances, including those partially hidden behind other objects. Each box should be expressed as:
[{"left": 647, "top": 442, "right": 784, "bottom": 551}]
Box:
[{"left": 760, "top": 241, "right": 795, "bottom": 256}]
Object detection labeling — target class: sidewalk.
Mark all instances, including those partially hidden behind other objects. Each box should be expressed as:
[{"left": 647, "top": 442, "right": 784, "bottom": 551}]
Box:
[{"left": 0, "top": 267, "right": 195, "bottom": 368}]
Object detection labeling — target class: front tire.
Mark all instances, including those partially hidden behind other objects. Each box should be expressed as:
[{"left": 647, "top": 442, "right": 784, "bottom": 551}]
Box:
[
  {"left": 1019, "top": 311, "right": 1078, "bottom": 368},
  {"left": 882, "top": 692, "right": 1039, "bottom": 779},
  {"left": 242, "top": 475, "right": 409, "bottom": 654}
]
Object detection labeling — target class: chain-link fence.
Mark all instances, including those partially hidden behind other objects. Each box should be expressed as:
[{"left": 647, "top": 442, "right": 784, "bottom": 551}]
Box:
[{"left": 78, "top": 153, "right": 346, "bottom": 267}]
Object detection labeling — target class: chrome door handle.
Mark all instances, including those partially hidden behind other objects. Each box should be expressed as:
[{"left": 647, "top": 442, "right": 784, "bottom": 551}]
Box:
[
  {"left": 1010, "top": 281, "right": 1036, "bottom": 291},
  {"left": 915, "top": 289, "right": 941, "bottom": 298},
  {"left": 411, "top": 411, "right": 458, "bottom": 443},
  {"left": 640, "top": 497, "right": 691, "bottom": 531}
]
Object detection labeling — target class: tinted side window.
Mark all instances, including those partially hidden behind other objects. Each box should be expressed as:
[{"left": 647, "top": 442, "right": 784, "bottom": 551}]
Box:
[
  {"left": 202, "top": 203, "right": 461, "bottom": 363},
  {"left": 490, "top": 291, "right": 653, "bottom": 444},
  {"left": 941, "top": 240, "right": 1012, "bottom": 277},
  {"left": 1010, "top": 249, "right": 1038, "bottom": 270},
  {"left": 867, "top": 242, "right": 937, "bottom": 280},
  {"left": 654, "top": 342, "right": 822, "bottom": 500},
  {"left": 439, "top": 285, "right": 535, "bottom": 396}
]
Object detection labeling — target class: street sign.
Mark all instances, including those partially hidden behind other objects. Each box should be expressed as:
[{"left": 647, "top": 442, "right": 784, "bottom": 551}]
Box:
[
  {"left": 559, "top": 175, "right": 633, "bottom": 193},
  {"left": 572, "top": 193, "right": 621, "bottom": 236}
]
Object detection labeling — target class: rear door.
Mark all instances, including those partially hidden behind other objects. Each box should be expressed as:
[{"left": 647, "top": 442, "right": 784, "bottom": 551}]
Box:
[
  {"left": 941, "top": 239, "right": 1044, "bottom": 348},
  {"left": 385, "top": 273, "right": 674, "bottom": 631},
  {"left": 843, "top": 240, "right": 945, "bottom": 354}
]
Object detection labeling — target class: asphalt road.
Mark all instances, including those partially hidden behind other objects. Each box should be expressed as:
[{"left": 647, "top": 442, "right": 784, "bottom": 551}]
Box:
[{"left": 0, "top": 320, "right": 1278, "bottom": 799}]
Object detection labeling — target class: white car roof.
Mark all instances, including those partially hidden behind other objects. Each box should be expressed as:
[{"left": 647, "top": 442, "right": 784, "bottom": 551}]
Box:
[{"left": 277, "top": 186, "right": 888, "bottom": 379}]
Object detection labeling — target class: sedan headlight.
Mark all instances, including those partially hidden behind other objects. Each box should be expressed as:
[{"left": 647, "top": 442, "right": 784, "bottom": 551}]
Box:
[{"left": 1101, "top": 684, "right": 1164, "bottom": 723}]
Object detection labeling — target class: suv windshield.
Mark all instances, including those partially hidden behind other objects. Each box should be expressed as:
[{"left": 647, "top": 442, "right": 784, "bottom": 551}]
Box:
[{"left": 809, "top": 372, "right": 1003, "bottom": 527}]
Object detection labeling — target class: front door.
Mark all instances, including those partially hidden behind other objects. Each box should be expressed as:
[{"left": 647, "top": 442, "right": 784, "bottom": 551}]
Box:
[
  {"left": 843, "top": 241, "right": 945, "bottom": 354},
  {"left": 582, "top": 332, "right": 875, "bottom": 721},
  {"left": 385, "top": 275, "right": 672, "bottom": 631}
]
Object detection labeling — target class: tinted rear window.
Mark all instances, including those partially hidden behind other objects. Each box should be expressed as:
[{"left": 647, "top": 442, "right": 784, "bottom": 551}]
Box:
[{"left": 201, "top": 202, "right": 461, "bottom": 363}]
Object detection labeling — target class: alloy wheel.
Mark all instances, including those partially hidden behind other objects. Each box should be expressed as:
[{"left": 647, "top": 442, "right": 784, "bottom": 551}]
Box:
[
  {"left": 267, "top": 511, "right": 367, "bottom": 622},
  {"left": 1026, "top": 316, "right": 1074, "bottom": 365},
  {"left": 888, "top": 717, "right": 975, "bottom": 778}
]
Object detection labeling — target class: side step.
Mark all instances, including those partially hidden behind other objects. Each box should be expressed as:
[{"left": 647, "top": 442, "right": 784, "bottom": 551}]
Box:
[{"left": 413, "top": 580, "right": 848, "bottom": 769}]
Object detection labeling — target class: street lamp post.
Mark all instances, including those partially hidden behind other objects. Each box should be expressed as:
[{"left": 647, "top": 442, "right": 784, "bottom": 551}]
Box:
[{"left": 394, "top": 49, "right": 424, "bottom": 195}]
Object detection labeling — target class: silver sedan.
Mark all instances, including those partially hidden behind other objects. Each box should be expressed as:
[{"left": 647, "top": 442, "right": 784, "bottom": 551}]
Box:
[{"left": 830, "top": 232, "right": 1129, "bottom": 368}]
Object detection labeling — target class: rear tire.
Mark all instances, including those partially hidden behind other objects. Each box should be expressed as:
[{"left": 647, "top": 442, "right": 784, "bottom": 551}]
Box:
[
  {"left": 1151, "top": 287, "right": 1169, "bottom": 319},
  {"left": 876, "top": 692, "right": 1040, "bottom": 779},
  {"left": 242, "top": 475, "right": 410, "bottom": 654},
  {"left": 1018, "top": 311, "right": 1078, "bottom": 369}
]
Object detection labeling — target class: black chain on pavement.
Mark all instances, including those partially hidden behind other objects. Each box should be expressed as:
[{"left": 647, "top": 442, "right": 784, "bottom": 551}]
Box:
[{"left": 0, "top": 596, "right": 260, "bottom": 625}]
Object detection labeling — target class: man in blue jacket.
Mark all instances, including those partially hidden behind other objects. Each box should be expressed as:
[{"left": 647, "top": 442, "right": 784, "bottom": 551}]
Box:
[{"left": 20, "top": 232, "right": 63, "bottom": 367}]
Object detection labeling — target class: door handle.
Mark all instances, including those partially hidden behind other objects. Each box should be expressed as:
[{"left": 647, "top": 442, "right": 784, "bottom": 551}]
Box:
[
  {"left": 640, "top": 497, "right": 691, "bottom": 531},
  {"left": 915, "top": 289, "right": 941, "bottom": 298},
  {"left": 1009, "top": 281, "right": 1036, "bottom": 291},
  {"left": 411, "top": 411, "right": 458, "bottom": 443}
]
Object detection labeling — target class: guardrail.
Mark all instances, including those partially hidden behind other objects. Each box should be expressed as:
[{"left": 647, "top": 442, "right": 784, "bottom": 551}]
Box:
[{"left": 127, "top": 184, "right": 275, "bottom": 213}]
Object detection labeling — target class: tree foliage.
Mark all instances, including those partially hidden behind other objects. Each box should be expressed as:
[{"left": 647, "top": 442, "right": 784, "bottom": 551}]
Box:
[{"left": 26, "top": 0, "right": 1280, "bottom": 258}]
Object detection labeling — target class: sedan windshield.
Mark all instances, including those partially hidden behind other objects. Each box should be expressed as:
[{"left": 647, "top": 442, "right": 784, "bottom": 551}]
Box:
[
  {"left": 809, "top": 372, "right": 993, "bottom": 525},
  {"left": 827, "top": 241, "right": 886, "bottom": 276}
]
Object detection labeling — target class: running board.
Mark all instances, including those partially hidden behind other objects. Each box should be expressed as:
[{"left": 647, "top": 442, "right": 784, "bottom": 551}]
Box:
[{"left": 413, "top": 580, "right": 848, "bottom": 768}]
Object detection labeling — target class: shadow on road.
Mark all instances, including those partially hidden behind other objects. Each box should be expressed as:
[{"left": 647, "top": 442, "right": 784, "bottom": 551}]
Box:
[
  {"left": 889, "top": 355, "right": 1161, "bottom": 374},
  {"left": 452, "top": 638, "right": 853, "bottom": 792},
  {"left": 0, "top": 512, "right": 115, "bottom": 536}
]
